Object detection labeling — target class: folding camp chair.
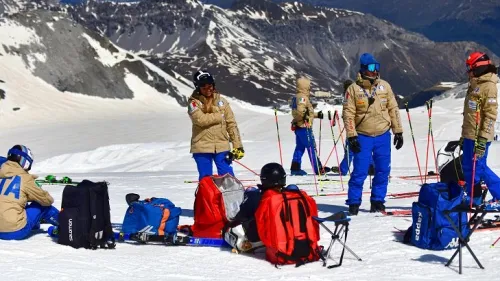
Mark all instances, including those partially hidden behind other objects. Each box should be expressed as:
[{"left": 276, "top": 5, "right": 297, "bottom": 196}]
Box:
[{"left": 313, "top": 211, "right": 362, "bottom": 268}]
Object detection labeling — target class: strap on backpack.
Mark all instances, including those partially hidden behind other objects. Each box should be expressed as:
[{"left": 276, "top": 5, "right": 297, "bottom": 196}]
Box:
[{"left": 275, "top": 191, "right": 315, "bottom": 267}]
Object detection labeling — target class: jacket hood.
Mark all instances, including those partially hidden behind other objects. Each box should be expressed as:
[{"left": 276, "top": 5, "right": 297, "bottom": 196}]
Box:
[
  {"left": 297, "top": 77, "right": 311, "bottom": 96},
  {"left": 477, "top": 72, "right": 499, "bottom": 84}
]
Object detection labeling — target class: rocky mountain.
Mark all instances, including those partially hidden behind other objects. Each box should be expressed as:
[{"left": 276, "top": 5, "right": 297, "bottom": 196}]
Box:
[
  {"left": 0, "top": 2, "right": 191, "bottom": 106},
  {"left": 263, "top": 0, "right": 500, "bottom": 56},
  {"left": 58, "top": 0, "right": 494, "bottom": 109}
]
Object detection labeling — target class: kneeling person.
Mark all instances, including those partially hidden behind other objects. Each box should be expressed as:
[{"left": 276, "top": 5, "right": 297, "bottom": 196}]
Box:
[{"left": 0, "top": 145, "right": 59, "bottom": 240}]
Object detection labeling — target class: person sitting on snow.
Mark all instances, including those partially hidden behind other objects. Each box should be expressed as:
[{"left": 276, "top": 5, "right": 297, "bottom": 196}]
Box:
[
  {"left": 0, "top": 145, "right": 59, "bottom": 240},
  {"left": 223, "top": 162, "right": 286, "bottom": 252}
]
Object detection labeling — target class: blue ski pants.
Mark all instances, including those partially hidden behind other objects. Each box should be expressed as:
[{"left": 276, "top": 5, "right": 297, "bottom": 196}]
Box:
[
  {"left": 461, "top": 138, "right": 500, "bottom": 200},
  {"left": 339, "top": 142, "right": 375, "bottom": 176},
  {"left": 193, "top": 151, "right": 234, "bottom": 180},
  {"left": 0, "top": 202, "right": 59, "bottom": 240},
  {"left": 346, "top": 130, "right": 391, "bottom": 205},
  {"left": 292, "top": 127, "right": 322, "bottom": 173}
]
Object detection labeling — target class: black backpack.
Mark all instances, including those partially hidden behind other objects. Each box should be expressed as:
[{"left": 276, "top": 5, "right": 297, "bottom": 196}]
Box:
[{"left": 58, "top": 180, "right": 115, "bottom": 249}]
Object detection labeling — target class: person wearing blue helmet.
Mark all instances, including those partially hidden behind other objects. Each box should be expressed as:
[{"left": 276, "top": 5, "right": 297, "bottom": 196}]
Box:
[
  {"left": 0, "top": 145, "right": 59, "bottom": 240},
  {"left": 342, "top": 53, "right": 404, "bottom": 215},
  {"left": 331, "top": 79, "right": 375, "bottom": 176}
]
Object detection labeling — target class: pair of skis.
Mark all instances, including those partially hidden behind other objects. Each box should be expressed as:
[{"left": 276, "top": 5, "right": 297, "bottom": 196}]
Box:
[{"left": 47, "top": 226, "right": 229, "bottom": 248}]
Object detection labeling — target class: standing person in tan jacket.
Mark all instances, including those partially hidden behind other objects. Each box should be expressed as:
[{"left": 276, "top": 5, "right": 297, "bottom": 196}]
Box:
[
  {"left": 290, "top": 76, "right": 330, "bottom": 176},
  {"left": 0, "top": 145, "right": 59, "bottom": 240},
  {"left": 454, "top": 52, "right": 500, "bottom": 204},
  {"left": 188, "top": 70, "right": 244, "bottom": 180},
  {"left": 342, "top": 53, "right": 404, "bottom": 215}
]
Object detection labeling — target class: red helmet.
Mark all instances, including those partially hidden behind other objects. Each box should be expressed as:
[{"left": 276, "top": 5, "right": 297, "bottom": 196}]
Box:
[{"left": 466, "top": 52, "right": 491, "bottom": 72}]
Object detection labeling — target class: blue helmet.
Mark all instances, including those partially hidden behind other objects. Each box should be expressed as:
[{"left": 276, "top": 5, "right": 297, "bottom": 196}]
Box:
[
  {"left": 359, "top": 53, "right": 380, "bottom": 72},
  {"left": 7, "top": 145, "right": 34, "bottom": 171}
]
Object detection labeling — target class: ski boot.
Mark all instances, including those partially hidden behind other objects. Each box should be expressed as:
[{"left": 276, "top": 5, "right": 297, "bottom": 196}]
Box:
[
  {"left": 348, "top": 204, "right": 359, "bottom": 216},
  {"left": 290, "top": 161, "right": 307, "bottom": 176},
  {"left": 370, "top": 201, "right": 386, "bottom": 213}
]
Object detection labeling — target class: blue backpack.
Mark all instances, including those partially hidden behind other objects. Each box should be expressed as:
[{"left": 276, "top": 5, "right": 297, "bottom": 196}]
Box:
[
  {"left": 122, "top": 195, "right": 182, "bottom": 237},
  {"left": 406, "top": 182, "right": 469, "bottom": 250}
]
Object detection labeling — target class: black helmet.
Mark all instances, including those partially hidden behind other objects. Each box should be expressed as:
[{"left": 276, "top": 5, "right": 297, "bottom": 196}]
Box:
[
  {"left": 260, "top": 162, "right": 286, "bottom": 190},
  {"left": 193, "top": 70, "right": 215, "bottom": 88}
]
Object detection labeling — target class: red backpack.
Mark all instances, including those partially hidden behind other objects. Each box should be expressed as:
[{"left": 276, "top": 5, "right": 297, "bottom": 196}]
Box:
[
  {"left": 255, "top": 186, "right": 322, "bottom": 266},
  {"left": 191, "top": 174, "right": 245, "bottom": 238}
]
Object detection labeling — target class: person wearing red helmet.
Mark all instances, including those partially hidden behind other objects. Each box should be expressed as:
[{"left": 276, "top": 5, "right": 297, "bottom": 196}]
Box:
[
  {"left": 188, "top": 70, "right": 244, "bottom": 180},
  {"left": 461, "top": 52, "right": 500, "bottom": 203}
]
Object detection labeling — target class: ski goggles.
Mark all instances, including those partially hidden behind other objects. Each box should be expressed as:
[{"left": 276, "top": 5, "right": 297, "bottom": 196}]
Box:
[
  {"left": 466, "top": 60, "right": 491, "bottom": 72},
  {"left": 361, "top": 63, "right": 380, "bottom": 72}
]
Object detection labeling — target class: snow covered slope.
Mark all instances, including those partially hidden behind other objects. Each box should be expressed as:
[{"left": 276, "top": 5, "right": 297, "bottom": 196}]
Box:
[{"left": 1, "top": 52, "right": 500, "bottom": 280}]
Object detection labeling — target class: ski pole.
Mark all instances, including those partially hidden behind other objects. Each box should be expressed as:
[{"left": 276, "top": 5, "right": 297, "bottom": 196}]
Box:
[
  {"left": 319, "top": 118, "right": 322, "bottom": 157},
  {"left": 405, "top": 102, "right": 424, "bottom": 185},
  {"left": 233, "top": 160, "right": 260, "bottom": 176},
  {"left": 335, "top": 111, "right": 346, "bottom": 150},
  {"left": 304, "top": 118, "right": 320, "bottom": 196},
  {"left": 323, "top": 114, "right": 347, "bottom": 167},
  {"left": 428, "top": 100, "right": 439, "bottom": 182},
  {"left": 470, "top": 99, "right": 482, "bottom": 210},
  {"left": 274, "top": 108, "right": 284, "bottom": 166},
  {"left": 326, "top": 111, "right": 345, "bottom": 190},
  {"left": 424, "top": 100, "right": 432, "bottom": 184},
  {"left": 335, "top": 111, "right": 351, "bottom": 176},
  {"left": 491, "top": 236, "right": 500, "bottom": 248}
]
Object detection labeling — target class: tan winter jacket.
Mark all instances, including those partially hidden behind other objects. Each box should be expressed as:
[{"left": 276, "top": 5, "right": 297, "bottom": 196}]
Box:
[
  {"left": 291, "top": 77, "right": 319, "bottom": 128},
  {"left": 342, "top": 74, "right": 403, "bottom": 138},
  {"left": 188, "top": 90, "right": 243, "bottom": 154},
  {"left": 461, "top": 72, "right": 498, "bottom": 141},
  {"left": 0, "top": 161, "right": 54, "bottom": 232}
]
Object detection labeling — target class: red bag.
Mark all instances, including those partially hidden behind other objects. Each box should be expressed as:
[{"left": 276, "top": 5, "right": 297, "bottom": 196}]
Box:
[
  {"left": 255, "top": 187, "right": 321, "bottom": 266},
  {"left": 191, "top": 174, "right": 244, "bottom": 238}
]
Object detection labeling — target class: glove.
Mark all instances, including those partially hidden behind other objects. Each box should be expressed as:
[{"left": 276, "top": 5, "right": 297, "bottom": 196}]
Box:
[
  {"left": 226, "top": 147, "right": 245, "bottom": 162},
  {"left": 317, "top": 111, "right": 324, "bottom": 119},
  {"left": 347, "top": 137, "right": 361, "bottom": 154},
  {"left": 475, "top": 137, "right": 487, "bottom": 158},
  {"left": 393, "top": 133, "right": 403, "bottom": 150}
]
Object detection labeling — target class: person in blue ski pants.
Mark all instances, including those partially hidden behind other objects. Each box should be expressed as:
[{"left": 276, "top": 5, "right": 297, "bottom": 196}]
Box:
[
  {"left": 291, "top": 127, "right": 324, "bottom": 175},
  {"left": 289, "top": 77, "right": 329, "bottom": 175},
  {"left": 338, "top": 141, "right": 375, "bottom": 176},
  {"left": 342, "top": 53, "right": 404, "bottom": 215},
  {"left": 188, "top": 70, "right": 244, "bottom": 180},
  {"left": 0, "top": 145, "right": 59, "bottom": 240},
  {"left": 457, "top": 51, "right": 500, "bottom": 204}
]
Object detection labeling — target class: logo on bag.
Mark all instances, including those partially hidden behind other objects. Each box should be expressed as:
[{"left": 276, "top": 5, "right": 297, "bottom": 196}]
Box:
[
  {"left": 68, "top": 219, "right": 73, "bottom": 241},
  {"left": 139, "top": 225, "right": 156, "bottom": 235},
  {"left": 446, "top": 238, "right": 459, "bottom": 248},
  {"left": 415, "top": 212, "right": 422, "bottom": 241}
]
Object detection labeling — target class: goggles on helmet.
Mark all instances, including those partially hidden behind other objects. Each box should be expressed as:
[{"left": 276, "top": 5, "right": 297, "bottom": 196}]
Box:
[
  {"left": 466, "top": 60, "right": 491, "bottom": 72},
  {"left": 362, "top": 63, "right": 380, "bottom": 72}
]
